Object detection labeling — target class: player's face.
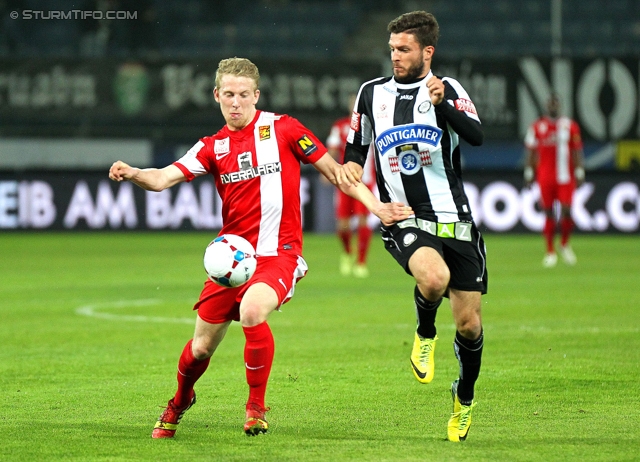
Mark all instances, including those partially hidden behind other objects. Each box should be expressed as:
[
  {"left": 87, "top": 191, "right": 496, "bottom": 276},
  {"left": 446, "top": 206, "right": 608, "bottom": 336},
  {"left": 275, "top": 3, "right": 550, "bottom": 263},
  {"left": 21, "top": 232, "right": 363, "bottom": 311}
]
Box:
[
  {"left": 214, "top": 75, "right": 260, "bottom": 130},
  {"left": 547, "top": 97, "right": 560, "bottom": 118},
  {"left": 389, "top": 32, "right": 433, "bottom": 83}
]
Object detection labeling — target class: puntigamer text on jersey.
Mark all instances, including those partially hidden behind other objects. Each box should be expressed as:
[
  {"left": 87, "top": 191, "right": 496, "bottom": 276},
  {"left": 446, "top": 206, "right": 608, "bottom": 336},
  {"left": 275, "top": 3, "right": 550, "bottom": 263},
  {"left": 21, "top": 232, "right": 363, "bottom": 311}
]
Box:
[{"left": 375, "top": 123, "right": 443, "bottom": 155}]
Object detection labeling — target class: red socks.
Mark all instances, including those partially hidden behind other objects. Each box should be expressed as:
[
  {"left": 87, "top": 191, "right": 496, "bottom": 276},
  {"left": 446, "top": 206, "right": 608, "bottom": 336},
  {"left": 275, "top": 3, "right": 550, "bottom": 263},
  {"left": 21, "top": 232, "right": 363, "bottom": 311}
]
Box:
[
  {"left": 543, "top": 217, "right": 556, "bottom": 253},
  {"left": 172, "top": 324, "right": 275, "bottom": 410},
  {"left": 243, "top": 322, "right": 274, "bottom": 408},
  {"left": 338, "top": 230, "right": 351, "bottom": 254},
  {"left": 357, "top": 225, "right": 372, "bottom": 264},
  {"left": 174, "top": 339, "right": 210, "bottom": 408},
  {"left": 560, "top": 216, "right": 573, "bottom": 247}
]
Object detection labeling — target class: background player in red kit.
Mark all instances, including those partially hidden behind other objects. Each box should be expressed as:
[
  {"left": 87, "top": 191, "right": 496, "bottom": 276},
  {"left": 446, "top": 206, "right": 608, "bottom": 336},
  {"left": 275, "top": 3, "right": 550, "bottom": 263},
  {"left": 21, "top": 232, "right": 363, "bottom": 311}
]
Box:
[
  {"left": 524, "top": 94, "right": 585, "bottom": 267},
  {"left": 325, "top": 93, "right": 377, "bottom": 278},
  {"left": 108, "top": 57, "right": 411, "bottom": 438}
]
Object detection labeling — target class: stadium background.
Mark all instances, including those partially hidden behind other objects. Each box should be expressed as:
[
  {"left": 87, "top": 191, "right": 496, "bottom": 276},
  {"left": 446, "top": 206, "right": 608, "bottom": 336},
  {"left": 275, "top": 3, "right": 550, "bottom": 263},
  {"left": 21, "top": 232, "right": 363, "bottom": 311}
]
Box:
[{"left": 1, "top": 0, "right": 639, "bottom": 234}]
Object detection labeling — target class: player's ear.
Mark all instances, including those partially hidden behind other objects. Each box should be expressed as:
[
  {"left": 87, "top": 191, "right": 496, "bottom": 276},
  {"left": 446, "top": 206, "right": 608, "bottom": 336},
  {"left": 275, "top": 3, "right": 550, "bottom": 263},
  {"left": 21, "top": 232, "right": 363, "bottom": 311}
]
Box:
[
  {"left": 254, "top": 89, "right": 260, "bottom": 105},
  {"left": 423, "top": 45, "right": 434, "bottom": 60},
  {"left": 213, "top": 88, "right": 220, "bottom": 103}
]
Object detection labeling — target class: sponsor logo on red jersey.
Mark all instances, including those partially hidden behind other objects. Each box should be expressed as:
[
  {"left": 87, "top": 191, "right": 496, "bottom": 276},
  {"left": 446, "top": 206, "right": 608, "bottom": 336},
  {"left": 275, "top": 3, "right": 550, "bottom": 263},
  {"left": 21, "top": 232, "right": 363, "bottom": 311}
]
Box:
[
  {"left": 297, "top": 134, "right": 318, "bottom": 156},
  {"left": 220, "top": 162, "right": 282, "bottom": 184},
  {"left": 454, "top": 98, "right": 477, "bottom": 115},
  {"left": 259, "top": 125, "right": 271, "bottom": 141},
  {"left": 214, "top": 137, "right": 230, "bottom": 154}
]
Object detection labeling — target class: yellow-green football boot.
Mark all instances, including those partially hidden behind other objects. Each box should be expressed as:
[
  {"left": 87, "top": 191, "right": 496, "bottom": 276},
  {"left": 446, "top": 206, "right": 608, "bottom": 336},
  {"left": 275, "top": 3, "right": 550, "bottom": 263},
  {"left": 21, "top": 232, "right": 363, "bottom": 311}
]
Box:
[
  {"left": 447, "top": 379, "right": 477, "bottom": 442},
  {"left": 410, "top": 333, "right": 438, "bottom": 383}
]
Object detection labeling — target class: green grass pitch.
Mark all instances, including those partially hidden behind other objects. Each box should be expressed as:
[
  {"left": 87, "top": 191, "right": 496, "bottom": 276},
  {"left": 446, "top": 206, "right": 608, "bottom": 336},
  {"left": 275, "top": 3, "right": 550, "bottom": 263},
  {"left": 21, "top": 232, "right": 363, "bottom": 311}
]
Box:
[{"left": 1, "top": 232, "right": 639, "bottom": 461}]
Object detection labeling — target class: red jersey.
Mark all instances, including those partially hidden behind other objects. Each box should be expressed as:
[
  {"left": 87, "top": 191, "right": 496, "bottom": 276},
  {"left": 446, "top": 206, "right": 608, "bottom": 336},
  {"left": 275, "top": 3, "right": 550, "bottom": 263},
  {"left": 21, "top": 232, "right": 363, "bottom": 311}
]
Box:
[
  {"left": 326, "top": 115, "right": 351, "bottom": 163},
  {"left": 326, "top": 115, "right": 376, "bottom": 187},
  {"left": 174, "top": 110, "right": 326, "bottom": 256},
  {"left": 524, "top": 116, "right": 583, "bottom": 185}
]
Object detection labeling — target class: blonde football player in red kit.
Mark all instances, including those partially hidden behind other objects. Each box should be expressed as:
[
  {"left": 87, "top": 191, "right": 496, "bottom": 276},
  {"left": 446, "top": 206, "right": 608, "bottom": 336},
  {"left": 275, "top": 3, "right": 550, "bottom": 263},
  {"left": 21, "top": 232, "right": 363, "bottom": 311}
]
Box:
[
  {"left": 524, "top": 94, "right": 585, "bottom": 267},
  {"left": 109, "top": 58, "right": 412, "bottom": 438}
]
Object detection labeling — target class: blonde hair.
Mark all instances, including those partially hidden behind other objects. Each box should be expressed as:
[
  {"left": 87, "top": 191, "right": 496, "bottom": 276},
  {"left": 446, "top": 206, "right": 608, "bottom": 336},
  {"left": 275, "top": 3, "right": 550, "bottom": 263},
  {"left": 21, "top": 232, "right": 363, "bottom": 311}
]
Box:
[{"left": 215, "top": 57, "right": 260, "bottom": 90}]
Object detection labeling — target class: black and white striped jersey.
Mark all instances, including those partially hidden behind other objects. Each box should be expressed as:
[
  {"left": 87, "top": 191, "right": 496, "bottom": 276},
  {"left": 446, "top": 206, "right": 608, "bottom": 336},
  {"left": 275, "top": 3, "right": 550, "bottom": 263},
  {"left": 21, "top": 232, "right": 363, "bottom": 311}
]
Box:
[{"left": 345, "top": 71, "right": 483, "bottom": 224}]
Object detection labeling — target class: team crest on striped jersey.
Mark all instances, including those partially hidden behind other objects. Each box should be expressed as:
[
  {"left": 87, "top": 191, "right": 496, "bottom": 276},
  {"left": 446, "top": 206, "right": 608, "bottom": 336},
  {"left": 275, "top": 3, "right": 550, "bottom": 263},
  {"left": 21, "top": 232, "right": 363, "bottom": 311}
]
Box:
[
  {"left": 259, "top": 125, "right": 271, "bottom": 141},
  {"left": 389, "top": 149, "right": 432, "bottom": 174},
  {"left": 417, "top": 101, "right": 432, "bottom": 113}
]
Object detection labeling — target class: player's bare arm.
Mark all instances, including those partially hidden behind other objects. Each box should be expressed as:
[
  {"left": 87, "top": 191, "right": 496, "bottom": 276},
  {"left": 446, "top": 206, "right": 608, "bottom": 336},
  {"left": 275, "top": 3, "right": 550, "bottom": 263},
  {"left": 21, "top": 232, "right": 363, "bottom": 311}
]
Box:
[
  {"left": 314, "top": 154, "right": 411, "bottom": 225},
  {"left": 318, "top": 147, "right": 342, "bottom": 185},
  {"left": 341, "top": 161, "right": 364, "bottom": 185},
  {"left": 340, "top": 181, "right": 412, "bottom": 226},
  {"left": 313, "top": 153, "right": 356, "bottom": 187},
  {"left": 524, "top": 148, "right": 537, "bottom": 187},
  {"left": 108, "top": 161, "right": 186, "bottom": 191},
  {"left": 573, "top": 148, "right": 586, "bottom": 187}
]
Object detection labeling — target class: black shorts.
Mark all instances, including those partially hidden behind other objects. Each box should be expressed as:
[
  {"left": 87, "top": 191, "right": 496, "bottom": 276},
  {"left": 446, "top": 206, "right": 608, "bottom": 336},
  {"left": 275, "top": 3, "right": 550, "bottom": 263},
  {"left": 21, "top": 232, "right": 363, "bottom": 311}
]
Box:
[{"left": 381, "top": 221, "right": 488, "bottom": 294}]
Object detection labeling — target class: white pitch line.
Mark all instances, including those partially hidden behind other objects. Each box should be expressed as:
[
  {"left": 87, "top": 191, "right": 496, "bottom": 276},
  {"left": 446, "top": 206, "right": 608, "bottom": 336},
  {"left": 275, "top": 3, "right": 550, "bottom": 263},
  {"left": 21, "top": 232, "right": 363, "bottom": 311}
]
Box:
[{"left": 75, "top": 299, "right": 195, "bottom": 324}]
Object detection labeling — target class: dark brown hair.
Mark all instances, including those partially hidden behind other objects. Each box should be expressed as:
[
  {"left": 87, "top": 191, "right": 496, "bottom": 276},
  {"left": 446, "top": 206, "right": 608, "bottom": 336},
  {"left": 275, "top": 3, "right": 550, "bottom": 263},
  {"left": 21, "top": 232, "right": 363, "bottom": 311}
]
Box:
[{"left": 387, "top": 11, "right": 439, "bottom": 48}]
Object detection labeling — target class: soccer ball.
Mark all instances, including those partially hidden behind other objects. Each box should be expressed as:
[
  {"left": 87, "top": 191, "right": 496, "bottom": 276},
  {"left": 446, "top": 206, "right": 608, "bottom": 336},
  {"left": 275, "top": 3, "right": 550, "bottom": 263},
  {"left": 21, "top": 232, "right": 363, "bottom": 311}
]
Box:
[{"left": 203, "top": 234, "right": 257, "bottom": 288}]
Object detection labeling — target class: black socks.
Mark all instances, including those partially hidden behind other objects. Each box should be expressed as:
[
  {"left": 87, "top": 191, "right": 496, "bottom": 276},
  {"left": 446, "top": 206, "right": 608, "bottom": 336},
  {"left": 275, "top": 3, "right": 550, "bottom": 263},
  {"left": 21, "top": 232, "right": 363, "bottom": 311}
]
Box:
[
  {"left": 454, "top": 330, "right": 484, "bottom": 404},
  {"left": 414, "top": 285, "right": 442, "bottom": 339}
]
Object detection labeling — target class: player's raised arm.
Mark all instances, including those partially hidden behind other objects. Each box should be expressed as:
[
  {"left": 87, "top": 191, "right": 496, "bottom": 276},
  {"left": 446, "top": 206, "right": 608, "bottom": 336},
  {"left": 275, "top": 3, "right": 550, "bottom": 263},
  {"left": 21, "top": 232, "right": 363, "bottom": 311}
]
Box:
[{"left": 108, "top": 161, "right": 186, "bottom": 191}]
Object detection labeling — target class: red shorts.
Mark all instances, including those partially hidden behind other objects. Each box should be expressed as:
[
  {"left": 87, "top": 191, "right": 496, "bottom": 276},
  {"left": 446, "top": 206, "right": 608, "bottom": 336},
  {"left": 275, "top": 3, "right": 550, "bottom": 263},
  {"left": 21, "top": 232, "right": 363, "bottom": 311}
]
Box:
[
  {"left": 194, "top": 253, "right": 309, "bottom": 324},
  {"left": 538, "top": 178, "right": 575, "bottom": 210},
  {"left": 335, "top": 189, "right": 369, "bottom": 219}
]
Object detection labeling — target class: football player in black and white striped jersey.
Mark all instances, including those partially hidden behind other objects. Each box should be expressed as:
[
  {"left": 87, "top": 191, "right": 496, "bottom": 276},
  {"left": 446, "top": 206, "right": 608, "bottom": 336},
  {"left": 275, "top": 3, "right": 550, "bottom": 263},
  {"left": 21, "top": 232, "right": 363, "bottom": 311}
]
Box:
[{"left": 342, "top": 11, "right": 486, "bottom": 442}]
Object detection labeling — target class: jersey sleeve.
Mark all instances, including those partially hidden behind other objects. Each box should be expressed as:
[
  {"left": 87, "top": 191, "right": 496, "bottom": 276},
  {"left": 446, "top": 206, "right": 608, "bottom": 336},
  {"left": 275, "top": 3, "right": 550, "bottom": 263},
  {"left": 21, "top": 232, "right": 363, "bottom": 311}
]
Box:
[
  {"left": 569, "top": 120, "right": 583, "bottom": 151},
  {"left": 285, "top": 115, "right": 327, "bottom": 164},
  {"left": 442, "top": 77, "right": 481, "bottom": 123},
  {"left": 437, "top": 77, "right": 484, "bottom": 146},
  {"left": 173, "top": 138, "right": 213, "bottom": 182},
  {"left": 344, "top": 84, "right": 374, "bottom": 166}
]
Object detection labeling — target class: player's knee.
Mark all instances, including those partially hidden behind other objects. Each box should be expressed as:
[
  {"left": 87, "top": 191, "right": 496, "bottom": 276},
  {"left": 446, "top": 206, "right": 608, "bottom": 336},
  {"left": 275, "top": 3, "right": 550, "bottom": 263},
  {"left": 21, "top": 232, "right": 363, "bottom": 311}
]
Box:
[
  {"left": 416, "top": 268, "right": 449, "bottom": 298},
  {"left": 191, "top": 339, "right": 214, "bottom": 360},
  {"left": 239, "top": 304, "right": 268, "bottom": 327},
  {"left": 455, "top": 316, "right": 482, "bottom": 339}
]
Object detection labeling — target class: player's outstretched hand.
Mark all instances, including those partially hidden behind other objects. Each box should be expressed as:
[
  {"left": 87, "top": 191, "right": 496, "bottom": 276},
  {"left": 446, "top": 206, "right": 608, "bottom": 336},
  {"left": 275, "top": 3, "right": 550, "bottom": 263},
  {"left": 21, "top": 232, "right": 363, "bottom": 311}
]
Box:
[
  {"left": 374, "top": 202, "right": 413, "bottom": 227},
  {"left": 109, "top": 160, "right": 136, "bottom": 182}
]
